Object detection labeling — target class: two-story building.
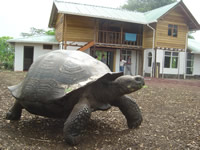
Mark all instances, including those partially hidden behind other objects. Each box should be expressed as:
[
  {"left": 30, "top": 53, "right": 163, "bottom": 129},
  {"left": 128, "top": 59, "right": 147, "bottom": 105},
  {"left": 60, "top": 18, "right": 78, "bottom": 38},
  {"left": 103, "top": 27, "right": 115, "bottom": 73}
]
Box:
[{"left": 9, "top": 0, "right": 200, "bottom": 78}]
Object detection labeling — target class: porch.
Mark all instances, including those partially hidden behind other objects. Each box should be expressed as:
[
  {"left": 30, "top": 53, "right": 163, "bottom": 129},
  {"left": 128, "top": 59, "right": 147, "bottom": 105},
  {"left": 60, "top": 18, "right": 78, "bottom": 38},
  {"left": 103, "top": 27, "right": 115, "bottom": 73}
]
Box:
[{"left": 95, "top": 30, "right": 143, "bottom": 49}]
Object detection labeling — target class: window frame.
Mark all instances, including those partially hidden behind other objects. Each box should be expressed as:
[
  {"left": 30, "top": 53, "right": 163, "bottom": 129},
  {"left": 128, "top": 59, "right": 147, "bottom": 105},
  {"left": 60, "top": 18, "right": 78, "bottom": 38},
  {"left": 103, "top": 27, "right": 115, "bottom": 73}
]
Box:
[
  {"left": 168, "top": 24, "right": 178, "bottom": 37},
  {"left": 43, "top": 44, "right": 53, "bottom": 50},
  {"left": 164, "top": 51, "right": 179, "bottom": 69},
  {"left": 148, "top": 52, "right": 152, "bottom": 67},
  {"left": 186, "top": 53, "right": 194, "bottom": 75},
  {"left": 121, "top": 50, "right": 132, "bottom": 63}
]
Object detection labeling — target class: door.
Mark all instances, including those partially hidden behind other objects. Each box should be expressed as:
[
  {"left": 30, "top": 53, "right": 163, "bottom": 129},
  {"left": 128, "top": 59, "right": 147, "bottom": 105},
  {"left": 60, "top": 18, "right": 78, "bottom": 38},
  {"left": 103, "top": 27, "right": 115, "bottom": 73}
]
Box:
[
  {"left": 121, "top": 50, "right": 133, "bottom": 75},
  {"left": 94, "top": 50, "right": 114, "bottom": 71},
  {"left": 23, "top": 46, "right": 34, "bottom": 71}
]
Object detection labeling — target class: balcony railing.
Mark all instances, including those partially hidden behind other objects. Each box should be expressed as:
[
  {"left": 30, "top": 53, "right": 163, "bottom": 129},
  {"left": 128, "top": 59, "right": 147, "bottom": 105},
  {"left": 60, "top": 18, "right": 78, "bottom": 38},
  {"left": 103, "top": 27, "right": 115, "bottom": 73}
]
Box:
[{"left": 96, "top": 30, "right": 142, "bottom": 47}]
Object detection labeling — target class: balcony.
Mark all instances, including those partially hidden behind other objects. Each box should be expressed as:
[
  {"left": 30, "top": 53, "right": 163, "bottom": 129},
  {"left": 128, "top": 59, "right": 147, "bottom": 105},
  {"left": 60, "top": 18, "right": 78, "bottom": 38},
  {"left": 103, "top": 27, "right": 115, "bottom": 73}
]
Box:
[{"left": 95, "top": 30, "right": 143, "bottom": 49}]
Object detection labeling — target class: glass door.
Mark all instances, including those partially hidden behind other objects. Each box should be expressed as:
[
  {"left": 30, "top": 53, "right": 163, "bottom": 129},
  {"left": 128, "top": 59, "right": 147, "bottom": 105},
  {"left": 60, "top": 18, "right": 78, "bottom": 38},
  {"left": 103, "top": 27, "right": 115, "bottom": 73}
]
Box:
[
  {"left": 186, "top": 53, "right": 194, "bottom": 75},
  {"left": 121, "top": 50, "right": 132, "bottom": 75}
]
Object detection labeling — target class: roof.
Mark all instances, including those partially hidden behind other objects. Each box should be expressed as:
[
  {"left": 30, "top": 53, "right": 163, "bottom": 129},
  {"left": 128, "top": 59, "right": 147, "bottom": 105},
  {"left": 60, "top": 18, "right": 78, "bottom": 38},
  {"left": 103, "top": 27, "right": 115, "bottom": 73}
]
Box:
[
  {"left": 144, "top": 2, "right": 178, "bottom": 23},
  {"left": 188, "top": 39, "right": 200, "bottom": 54},
  {"left": 7, "top": 35, "right": 59, "bottom": 45},
  {"left": 49, "top": 1, "right": 146, "bottom": 26},
  {"left": 49, "top": 0, "right": 200, "bottom": 30}
]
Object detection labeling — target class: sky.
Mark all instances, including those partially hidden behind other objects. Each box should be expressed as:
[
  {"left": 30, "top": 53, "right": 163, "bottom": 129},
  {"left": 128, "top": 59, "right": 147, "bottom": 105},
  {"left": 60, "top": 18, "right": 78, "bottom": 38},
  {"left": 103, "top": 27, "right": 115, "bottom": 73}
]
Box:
[{"left": 0, "top": 0, "right": 200, "bottom": 42}]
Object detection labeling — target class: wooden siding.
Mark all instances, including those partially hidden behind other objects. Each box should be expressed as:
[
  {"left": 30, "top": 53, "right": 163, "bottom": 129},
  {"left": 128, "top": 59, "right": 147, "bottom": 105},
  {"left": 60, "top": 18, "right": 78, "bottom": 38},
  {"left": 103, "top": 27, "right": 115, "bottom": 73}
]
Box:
[
  {"left": 64, "top": 15, "right": 95, "bottom": 42},
  {"left": 55, "top": 13, "right": 64, "bottom": 42},
  {"left": 143, "top": 25, "right": 154, "bottom": 49},
  {"left": 155, "top": 7, "right": 188, "bottom": 49}
]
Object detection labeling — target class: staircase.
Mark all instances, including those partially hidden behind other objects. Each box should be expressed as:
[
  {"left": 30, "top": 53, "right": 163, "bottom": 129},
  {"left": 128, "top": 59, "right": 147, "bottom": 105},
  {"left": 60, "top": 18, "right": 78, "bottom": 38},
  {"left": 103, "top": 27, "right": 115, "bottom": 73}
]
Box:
[{"left": 78, "top": 41, "right": 94, "bottom": 51}]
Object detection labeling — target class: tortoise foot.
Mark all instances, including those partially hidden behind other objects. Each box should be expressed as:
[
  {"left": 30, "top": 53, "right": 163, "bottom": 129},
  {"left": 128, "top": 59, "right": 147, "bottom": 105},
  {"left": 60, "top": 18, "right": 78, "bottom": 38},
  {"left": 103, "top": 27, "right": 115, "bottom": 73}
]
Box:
[
  {"left": 6, "top": 111, "right": 21, "bottom": 120},
  {"left": 127, "top": 115, "right": 143, "bottom": 129},
  {"left": 64, "top": 134, "right": 81, "bottom": 146}
]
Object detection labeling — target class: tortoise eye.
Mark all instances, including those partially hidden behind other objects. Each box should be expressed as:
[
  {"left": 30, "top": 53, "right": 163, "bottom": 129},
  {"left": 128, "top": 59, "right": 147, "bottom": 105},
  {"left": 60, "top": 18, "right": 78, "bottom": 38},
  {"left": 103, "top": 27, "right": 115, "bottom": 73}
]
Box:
[{"left": 135, "top": 77, "right": 141, "bottom": 82}]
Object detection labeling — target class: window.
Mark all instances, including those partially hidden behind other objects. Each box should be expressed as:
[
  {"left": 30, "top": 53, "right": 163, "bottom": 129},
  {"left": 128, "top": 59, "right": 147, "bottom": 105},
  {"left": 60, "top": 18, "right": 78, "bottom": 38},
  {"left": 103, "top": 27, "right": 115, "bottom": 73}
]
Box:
[
  {"left": 164, "top": 52, "right": 171, "bottom": 68},
  {"left": 121, "top": 50, "right": 132, "bottom": 63},
  {"left": 168, "top": 24, "right": 178, "bottom": 37},
  {"left": 186, "top": 53, "right": 194, "bottom": 74},
  {"left": 148, "top": 52, "right": 152, "bottom": 67},
  {"left": 43, "top": 44, "right": 53, "bottom": 50},
  {"left": 164, "top": 51, "right": 179, "bottom": 68}
]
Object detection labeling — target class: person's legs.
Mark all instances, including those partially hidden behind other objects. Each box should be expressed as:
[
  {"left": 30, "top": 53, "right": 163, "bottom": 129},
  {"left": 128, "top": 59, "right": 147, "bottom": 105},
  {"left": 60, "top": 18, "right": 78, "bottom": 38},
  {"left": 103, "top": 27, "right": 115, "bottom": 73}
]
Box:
[{"left": 120, "top": 66, "right": 123, "bottom": 72}]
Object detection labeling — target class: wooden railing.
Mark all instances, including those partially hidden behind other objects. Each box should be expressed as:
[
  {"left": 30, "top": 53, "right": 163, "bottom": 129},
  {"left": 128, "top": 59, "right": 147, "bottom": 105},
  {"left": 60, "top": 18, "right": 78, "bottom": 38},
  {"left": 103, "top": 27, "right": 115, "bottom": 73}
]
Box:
[{"left": 96, "top": 30, "right": 142, "bottom": 46}]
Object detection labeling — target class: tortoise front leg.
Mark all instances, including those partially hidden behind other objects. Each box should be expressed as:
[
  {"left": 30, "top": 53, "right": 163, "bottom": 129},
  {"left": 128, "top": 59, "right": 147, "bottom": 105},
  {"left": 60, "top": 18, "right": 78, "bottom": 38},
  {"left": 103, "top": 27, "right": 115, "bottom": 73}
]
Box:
[
  {"left": 112, "top": 95, "right": 142, "bottom": 129},
  {"left": 6, "top": 100, "right": 23, "bottom": 120},
  {"left": 63, "top": 100, "right": 91, "bottom": 145}
]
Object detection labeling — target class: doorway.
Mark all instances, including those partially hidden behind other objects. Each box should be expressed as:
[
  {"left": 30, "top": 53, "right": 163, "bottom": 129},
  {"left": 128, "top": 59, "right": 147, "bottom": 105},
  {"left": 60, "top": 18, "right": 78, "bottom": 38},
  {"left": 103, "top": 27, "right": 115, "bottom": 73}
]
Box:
[
  {"left": 121, "top": 50, "right": 133, "bottom": 75},
  {"left": 93, "top": 50, "right": 114, "bottom": 71},
  {"left": 23, "top": 46, "right": 34, "bottom": 71}
]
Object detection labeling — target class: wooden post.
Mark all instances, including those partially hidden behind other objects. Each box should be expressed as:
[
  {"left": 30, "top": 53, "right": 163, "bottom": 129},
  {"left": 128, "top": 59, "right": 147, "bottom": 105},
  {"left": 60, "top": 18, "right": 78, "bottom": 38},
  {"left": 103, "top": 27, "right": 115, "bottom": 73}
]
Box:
[
  {"left": 63, "top": 14, "right": 67, "bottom": 50},
  {"left": 94, "top": 19, "right": 96, "bottom": 44},
  {"left": 64, "top": 41, "right": 67, "bottom": 50},
  {"left": 120, "top": 23, "right": 123, "bottom": 44}
]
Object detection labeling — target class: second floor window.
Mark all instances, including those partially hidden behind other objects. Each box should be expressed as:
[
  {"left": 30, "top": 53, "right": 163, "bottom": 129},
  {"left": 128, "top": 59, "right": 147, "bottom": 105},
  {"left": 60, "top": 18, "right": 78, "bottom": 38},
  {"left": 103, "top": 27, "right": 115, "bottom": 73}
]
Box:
[{"left": 168, "top": 24, "right": 178, "bottom": 37}]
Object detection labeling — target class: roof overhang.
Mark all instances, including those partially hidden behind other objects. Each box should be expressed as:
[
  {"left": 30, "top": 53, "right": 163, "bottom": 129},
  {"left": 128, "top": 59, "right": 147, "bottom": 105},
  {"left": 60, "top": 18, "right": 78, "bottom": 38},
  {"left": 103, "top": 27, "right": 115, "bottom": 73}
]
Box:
[
  {"left": 7, "top": 36, "right": 59, "bottom": 45},
  {"left": 157, "top": 1, "right": 200, "bottom": 31},
  {"left": 8, "top": 40, "right": 59, "bottom": 45},
  {"left": 48, "top": 1, "right": 200, "bottom": 31},
  {"left": 48, "top": 3, "right": 58, "bottom": 28},
  {"left": 188, "top": 39, "right": 200, "bottom": 54}
]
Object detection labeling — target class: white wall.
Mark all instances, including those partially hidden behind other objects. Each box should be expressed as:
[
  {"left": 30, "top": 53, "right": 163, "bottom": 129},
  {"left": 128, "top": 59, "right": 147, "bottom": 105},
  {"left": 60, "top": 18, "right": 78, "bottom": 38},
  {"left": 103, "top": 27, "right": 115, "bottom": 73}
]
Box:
[
  {"left": 115, "top": 49, "right": 120, "bottom": 72},
  {"left": 66, "top": 46, "right": 80, "bottom": 50},
  {"left": 14, "top": 44, "right": 24, "bottom": 71},
  {"left": 156, "top": 49, "right": 186, "bottom": 75},
  {"left": 131, "top": 51, "right": 136, "bottom": 75},
  {"left": 143, "top": 49, "right": 155, "bottom": 75},
  {"left": 193, "top": 54, "right": 200, "bottom": 75},
  {"left": 144, "top": 49, "right": 187, "bottom": 76},
  {"left": 14, "top": 43, "right": 59, "bottom": 71}
]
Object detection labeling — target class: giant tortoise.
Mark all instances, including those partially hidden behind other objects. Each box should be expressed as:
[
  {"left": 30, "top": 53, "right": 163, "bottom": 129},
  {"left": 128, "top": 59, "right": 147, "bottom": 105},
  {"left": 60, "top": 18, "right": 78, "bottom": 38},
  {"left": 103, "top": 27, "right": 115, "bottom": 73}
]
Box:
[{"left": 6, "top": 50, "right": 144, "bottom": 145}]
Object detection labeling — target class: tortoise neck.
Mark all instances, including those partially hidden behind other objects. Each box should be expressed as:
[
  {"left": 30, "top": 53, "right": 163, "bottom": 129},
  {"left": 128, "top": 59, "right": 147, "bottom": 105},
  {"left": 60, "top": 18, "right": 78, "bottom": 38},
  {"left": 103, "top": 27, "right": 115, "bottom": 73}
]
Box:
[{"left": 86, "top": 80, "right": 124, "bottom": 104}]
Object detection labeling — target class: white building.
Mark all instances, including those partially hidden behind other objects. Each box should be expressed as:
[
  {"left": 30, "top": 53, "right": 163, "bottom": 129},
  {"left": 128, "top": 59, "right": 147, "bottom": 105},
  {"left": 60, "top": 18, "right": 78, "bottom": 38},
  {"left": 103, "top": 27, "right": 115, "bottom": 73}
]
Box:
[
  {"left": 143, "top": 39, "right": 200, "bottom": 79},
  {"left": 8, "top": 35, "right": 59, "bottom": 71}
]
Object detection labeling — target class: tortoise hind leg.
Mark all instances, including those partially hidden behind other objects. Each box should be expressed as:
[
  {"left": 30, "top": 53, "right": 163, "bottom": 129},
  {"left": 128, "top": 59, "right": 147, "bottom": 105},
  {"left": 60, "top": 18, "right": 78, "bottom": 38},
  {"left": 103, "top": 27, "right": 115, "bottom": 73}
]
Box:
[
  {"left": 112, "top": 95, "right": 142, "bottom": 129},
  {"left": 6, "top": 101, "right": 23, "bottom": 120},
  {"left": 63, "top": 100, "right": 91, "bottom": 145}
]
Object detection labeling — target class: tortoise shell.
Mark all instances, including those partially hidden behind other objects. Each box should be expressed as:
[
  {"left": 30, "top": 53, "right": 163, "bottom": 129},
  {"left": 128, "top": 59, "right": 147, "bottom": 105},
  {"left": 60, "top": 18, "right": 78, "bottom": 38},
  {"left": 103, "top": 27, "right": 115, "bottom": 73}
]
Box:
[{"left": 9, "top": 50, "right": 111, "bottom": 102}]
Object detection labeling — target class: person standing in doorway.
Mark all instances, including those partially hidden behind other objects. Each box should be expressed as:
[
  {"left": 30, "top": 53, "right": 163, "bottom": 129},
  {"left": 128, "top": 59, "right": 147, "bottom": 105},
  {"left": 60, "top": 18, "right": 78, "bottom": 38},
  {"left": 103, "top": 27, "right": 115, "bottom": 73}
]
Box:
[
  {"left": 125, "top": 56, "right": 133, "bottom": 75},
  {"left": 101, "top": 54, "right": 107, "bottom": 64},
  {"left": 120, "top": 58, "right": 126, "bottom": 73}
]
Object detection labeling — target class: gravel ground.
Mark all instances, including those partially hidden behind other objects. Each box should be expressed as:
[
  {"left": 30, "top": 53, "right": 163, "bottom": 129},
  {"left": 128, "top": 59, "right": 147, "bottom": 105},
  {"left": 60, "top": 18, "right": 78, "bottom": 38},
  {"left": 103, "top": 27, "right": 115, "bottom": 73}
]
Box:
[{"left": 0, "top": 71, "right": 200, "bottom": 150}]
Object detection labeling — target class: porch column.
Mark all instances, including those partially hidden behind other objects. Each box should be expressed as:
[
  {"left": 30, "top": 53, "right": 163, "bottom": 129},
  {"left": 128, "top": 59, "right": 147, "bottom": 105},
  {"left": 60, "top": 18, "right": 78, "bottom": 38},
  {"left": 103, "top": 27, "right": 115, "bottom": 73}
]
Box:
[{"left": 115, "top": 49, "right": 120, "bottom": 72}]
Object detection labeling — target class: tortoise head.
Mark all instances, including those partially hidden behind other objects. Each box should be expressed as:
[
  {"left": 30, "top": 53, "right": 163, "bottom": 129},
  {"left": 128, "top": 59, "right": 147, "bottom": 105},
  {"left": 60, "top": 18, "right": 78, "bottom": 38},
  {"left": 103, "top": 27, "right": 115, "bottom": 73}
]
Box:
[{"left": 114, "top": 75, "right": 145, "bottom": 94}]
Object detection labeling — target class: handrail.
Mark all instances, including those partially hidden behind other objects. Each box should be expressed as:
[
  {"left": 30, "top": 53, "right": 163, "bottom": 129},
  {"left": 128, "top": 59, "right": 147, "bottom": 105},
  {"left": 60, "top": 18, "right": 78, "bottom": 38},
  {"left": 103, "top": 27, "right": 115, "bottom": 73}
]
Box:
[{"left": 96, "top": 30, "right": 142, "bottom": 46}]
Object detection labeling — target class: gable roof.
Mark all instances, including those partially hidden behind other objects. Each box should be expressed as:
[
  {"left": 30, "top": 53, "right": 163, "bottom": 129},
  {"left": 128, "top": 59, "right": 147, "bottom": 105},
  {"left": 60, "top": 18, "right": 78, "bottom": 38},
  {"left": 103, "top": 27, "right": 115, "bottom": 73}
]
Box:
[
  {"left": 188, "top": 39, "right": 200, "bottom": 54},
  {"left": 7, "top": 35, "right": 59, "bottom": 44},
  {"left": 144, "top": 2, "right": 179, "bottom": 23},
  {"left": 49, "top": 0, "right": 200, "bottom": 30},
  {"left": 49, "top": 1, "right": 146, "bottom": 26}
]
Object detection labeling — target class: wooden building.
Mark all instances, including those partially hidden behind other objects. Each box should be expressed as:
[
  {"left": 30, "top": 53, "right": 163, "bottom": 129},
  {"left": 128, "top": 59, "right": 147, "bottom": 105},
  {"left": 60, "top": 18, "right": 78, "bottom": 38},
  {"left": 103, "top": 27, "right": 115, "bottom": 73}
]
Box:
[
  {"left": 8, "top": 1, "right": 200, "bottom": 78},
  {"left": 48, "top": 0, "right": 200, "bottom": 77}
]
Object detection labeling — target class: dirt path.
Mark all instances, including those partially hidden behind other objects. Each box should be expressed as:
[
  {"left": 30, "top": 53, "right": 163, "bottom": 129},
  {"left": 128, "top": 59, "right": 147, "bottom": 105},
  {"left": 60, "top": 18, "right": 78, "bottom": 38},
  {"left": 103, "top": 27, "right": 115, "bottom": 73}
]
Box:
[{"left": 0, "top": 71, "right": 200, "bottom": 150}]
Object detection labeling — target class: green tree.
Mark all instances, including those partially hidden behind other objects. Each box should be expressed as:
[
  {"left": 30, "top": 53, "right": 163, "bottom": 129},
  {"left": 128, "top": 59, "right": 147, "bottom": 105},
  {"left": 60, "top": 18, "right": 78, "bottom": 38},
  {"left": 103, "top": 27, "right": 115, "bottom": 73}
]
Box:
[
  {"left": 122, "top": 0, "right": 177, "bottom": 12},
  {"left": 188, "top": 32, "right": 195, "bottom": 39},
  {"left": 21, "top": 27, "right": 55, "bottom": 37},
  {"left": 0, "top": 36, "right": 14, "bottom": 70},
  {"left": 46, "top": 29, "right": 55, "bottom": 35}
]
